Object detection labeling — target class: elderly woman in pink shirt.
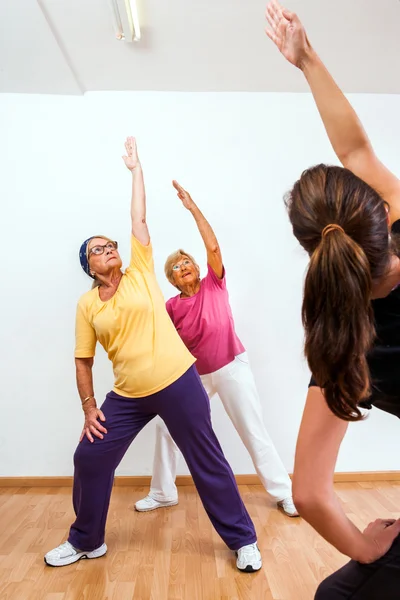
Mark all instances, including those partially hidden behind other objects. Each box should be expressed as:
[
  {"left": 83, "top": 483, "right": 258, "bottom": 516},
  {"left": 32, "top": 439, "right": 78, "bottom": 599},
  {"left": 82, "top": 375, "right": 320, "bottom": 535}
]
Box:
[{"left": 135, "top": 181, "right": 298, "bottom": 517}]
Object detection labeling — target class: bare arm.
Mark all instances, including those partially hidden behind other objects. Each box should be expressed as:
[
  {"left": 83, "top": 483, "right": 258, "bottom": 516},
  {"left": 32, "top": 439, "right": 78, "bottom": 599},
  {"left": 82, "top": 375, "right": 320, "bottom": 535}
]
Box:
[
  {"left": 75, "top": 357, "right": 107, "bottom": 443},
  {"left": 122, "top": 137, "right": 150, "bottom": 245},
  {"left": 75, "top": 357, "right": 95, "bottom": 407},
  {"left": 265, "top": 1, "right": 400, "bottom": 224},
  {"left": 294, "top": 387, "right": 400, "bottom": 562},
  {"left": 301, "top": 55, "right": 400, "bottom": 223},
  {"left": 172, "top": 180, "right": 223, "bottom": 278}
]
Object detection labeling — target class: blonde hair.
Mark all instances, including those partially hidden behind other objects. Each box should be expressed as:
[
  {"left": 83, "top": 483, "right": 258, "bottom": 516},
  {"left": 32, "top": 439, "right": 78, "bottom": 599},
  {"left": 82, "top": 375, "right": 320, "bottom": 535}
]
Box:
[
  {"left": 87, "top": 235, "right": 115, "bottom": 289},
  {"left": 164, "top": 249, "right": 200, "bottom": 288}
]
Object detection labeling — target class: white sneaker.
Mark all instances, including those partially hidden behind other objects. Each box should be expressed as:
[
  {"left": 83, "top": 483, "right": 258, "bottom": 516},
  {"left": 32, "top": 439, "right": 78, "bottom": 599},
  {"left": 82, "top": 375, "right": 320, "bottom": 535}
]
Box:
[
  {"left": 134, "top": 494, "right": 179, "bottom": 512},
  {"left": 277, "top": 497, "right": 299, "bottom": 517},
  {"left": 44, "top": 540, "right": 107, "bottom": 567},
  {"left": 236, "top": 542, "right": 262, "bottom": 572}
]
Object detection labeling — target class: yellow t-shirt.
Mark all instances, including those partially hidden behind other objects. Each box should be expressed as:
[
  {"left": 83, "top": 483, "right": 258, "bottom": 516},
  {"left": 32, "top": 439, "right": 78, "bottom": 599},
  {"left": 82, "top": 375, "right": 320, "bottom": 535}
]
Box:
[{"left": 75, "top": 235, "right": 195, "bottom": 397}]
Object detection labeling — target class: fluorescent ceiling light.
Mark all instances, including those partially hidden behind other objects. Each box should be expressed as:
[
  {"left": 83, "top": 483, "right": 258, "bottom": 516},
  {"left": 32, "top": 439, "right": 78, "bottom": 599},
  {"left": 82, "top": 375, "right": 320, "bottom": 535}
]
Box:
[{"left": 109, "top": 0, "right": 141, "bottom": 42}]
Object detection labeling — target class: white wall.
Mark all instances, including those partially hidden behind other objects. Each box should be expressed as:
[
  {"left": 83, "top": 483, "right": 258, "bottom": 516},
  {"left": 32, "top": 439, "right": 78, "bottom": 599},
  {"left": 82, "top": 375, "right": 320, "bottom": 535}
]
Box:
[{"left": 1, "top": 91, "right": 400, "bottom": 477}]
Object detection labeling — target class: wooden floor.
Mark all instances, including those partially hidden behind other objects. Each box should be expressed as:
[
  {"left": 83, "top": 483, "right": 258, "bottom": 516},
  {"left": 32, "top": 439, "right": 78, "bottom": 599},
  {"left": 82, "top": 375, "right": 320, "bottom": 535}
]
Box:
[{"left": 1, "top": 482, "right": 400, "bottom": 600}]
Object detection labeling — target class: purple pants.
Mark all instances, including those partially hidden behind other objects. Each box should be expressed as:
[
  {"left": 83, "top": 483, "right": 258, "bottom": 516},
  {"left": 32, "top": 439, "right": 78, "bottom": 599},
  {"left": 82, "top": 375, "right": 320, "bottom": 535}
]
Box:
[{"left": 68, "top": 366, "right": 256, "bottom": 552}]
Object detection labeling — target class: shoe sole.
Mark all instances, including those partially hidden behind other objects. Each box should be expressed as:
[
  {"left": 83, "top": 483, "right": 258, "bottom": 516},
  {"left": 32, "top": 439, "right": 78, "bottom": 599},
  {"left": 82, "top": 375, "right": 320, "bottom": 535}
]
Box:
[
  {"left": 237, "top": 563, "right": 262, "bottom": 573},
  {"left": 44, "top": 543, "right": 107, "bottom": 567},
  {"left": 134, "top": 500, "right": 179, "bottom": 512}
]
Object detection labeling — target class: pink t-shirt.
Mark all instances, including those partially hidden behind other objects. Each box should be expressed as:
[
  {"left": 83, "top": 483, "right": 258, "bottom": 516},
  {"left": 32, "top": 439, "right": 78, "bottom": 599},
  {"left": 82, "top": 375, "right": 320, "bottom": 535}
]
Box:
[{"left": 166, "top": 265, "right": 245, "bottom": 375}]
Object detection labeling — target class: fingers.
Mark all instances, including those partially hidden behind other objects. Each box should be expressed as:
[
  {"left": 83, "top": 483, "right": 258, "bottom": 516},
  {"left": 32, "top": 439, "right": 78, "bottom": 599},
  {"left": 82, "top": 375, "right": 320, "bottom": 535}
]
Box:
[
  {"left": 265, "top": 28, "right": 279, "bottom": 45},
  {"left": 172, "top": 180, "right": 184, "bottom": 193},
  {"left": 273, "top": 0, "right": 286, "bottom": 16},
  {"left": 89, "top": 424, "right": 104, "bottom": 440},
  {"left": 96, "top": 422, "right": 108, "bottom": 434},
  {"left": 282, "top": 8, "right": 294, "bottom": 21},
  {"left": 266, "top": 4, "right": 279, "bottom": 30},
  {"left": 85, "top": 428, "right": 94, "bottom": 443},
  {"left": 387, "top": 519, "right": 400, "bottom": 536},
  {"left": 125, "top": 137, "right": 136, "bottom": 156},
  {"left": 79, "top": 428, "right": 85, "bottom": 443},
  {"left": 98, "top": 410, "right": 106, "bottom": 422},
  {"left": 383, "top": 519, "right": 396, "bottom": 526}
]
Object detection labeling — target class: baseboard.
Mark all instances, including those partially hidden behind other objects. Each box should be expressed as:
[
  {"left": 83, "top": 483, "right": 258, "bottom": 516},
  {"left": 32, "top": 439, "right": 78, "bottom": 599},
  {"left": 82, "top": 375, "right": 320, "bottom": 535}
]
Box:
[{"left": 0, "top": 472, "right": 399, "bottom": 488}]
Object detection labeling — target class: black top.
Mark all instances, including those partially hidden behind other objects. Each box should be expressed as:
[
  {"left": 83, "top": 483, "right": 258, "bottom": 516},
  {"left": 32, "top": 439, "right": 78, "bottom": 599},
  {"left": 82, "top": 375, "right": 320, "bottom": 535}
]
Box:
[
  {"left": 367, "top": 219, "right": 400, "bottom": 411},
  {"left": 372, "top": 219, "right": 400, "bottom": 347},
  {"left": 309, "top": 219, "right": 400, "bottom": 415}
]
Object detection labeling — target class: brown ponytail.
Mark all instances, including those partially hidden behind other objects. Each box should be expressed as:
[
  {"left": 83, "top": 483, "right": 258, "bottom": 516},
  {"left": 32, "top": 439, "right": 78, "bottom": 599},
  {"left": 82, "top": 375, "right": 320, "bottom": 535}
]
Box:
[{"left": 286, "top": 165, "right": 391, "bottom": 421}]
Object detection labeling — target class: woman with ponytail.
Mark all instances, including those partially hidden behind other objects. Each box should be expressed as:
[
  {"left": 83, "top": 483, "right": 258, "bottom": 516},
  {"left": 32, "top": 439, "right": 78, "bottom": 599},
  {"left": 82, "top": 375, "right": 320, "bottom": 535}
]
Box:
[{"left": 266, "top": 2, "right": 400, "bottom": 598}]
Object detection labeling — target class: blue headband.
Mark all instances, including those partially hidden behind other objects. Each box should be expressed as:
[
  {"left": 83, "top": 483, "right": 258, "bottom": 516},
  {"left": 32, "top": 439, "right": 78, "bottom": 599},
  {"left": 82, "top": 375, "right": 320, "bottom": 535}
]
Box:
[{"left": 79, "top": 237, "right": 95, "bottom": 278}]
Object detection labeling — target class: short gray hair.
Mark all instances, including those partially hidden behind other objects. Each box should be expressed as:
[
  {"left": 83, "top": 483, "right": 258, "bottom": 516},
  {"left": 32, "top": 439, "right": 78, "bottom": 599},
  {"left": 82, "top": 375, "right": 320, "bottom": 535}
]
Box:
[{"left": 164, "top": 249, "right": 200, "bottom": 288}]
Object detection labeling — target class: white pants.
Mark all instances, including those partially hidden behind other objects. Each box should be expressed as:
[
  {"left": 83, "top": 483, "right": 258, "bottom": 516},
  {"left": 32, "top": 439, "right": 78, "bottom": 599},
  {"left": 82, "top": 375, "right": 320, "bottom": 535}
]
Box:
[{"left": 149, "top": 353, "right": 292, "bottom": 502}]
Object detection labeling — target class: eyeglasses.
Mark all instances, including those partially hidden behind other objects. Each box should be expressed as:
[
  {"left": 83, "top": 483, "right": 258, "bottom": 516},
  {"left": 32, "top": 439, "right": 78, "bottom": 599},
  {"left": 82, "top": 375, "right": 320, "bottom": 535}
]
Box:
[
  {"left": 172, "top": 259, "right": 192, "bottom": 271},
  {"left": 88, "top": 241, "right": 118, "bottom": 257}
]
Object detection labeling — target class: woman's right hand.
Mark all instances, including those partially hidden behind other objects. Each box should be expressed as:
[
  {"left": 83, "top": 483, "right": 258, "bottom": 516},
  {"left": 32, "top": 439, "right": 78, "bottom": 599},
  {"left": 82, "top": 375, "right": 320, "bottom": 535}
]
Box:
[
  {"left": 172, "top": 180, "right": 195, "bottom": 210},
  {"left": 122, "top": 136, "right": 140, "bottom": 172},
  {"left": 265, "top": 0, "right": 312, "bottom": 69},
  {"left": 80, "top": 406, "right": 107, "bottom": 443},
  {"left": 359, "top": 519, "right": 400, "bottom": 563}
]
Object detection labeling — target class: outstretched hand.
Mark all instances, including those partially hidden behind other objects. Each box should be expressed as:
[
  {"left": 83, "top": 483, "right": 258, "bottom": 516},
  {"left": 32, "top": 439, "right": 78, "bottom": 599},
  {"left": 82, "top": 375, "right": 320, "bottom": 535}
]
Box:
[
  {"left": 122, "top": 136, "right": 140, "bottom": 171},
  {"left": 265, "top": 0, "right": 312, "bottom": 69},
  {"left": 172, "top": 180, "right": 195, "bottom": 210}
]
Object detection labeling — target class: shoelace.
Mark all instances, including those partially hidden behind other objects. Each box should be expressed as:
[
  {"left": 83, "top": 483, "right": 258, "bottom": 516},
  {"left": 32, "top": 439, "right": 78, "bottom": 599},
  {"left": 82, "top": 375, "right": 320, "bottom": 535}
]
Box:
[
  {"left": 238, "top": 544, "right": 257, "bottom": 559},
  {"left": 55, "top": 541, "right": 75, "bottom": 555}
]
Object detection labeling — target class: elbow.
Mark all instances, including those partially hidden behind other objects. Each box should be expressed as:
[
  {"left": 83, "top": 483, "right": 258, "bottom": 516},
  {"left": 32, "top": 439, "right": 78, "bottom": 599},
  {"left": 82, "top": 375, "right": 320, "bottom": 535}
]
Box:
[
  {"left": 293, "top": 484, "right": 330, "bottom": 519},
  {"left": 292, "top": 491, "right": 313, "bottom": 517},
  {"left": 75, "top": 357, "right": 94, "bottom": 369},
  {"left": 131, "top": 215, "right": 146, "bottom": 225},
  {"left": 209, "top": 243, "right": 221, "bottom": 256}
]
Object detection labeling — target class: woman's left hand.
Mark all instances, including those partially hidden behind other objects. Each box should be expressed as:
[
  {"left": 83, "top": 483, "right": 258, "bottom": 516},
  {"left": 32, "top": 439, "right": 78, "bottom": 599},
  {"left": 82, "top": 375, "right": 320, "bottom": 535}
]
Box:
[
  {"left": 172, "top": 180, "right": 195, "bottom": 210},
  {"left": 359, "top": 518, "right": 400, "bottom": 563},
  {"left": 122, "top": 136, "right": 140, "bottom": 171}
]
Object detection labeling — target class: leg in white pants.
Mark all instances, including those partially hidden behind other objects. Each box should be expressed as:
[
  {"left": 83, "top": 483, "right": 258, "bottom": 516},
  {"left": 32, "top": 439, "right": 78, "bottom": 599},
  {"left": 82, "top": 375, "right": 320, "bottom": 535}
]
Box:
[
  {"left": 149, "top": 420, "right": 180, "bottom": 502},
  {"left": 148, "top": 354, "right": 291, "bottom": 503},
  {"left": 206, "top": 353, "right": 292, "bottom": 502}
]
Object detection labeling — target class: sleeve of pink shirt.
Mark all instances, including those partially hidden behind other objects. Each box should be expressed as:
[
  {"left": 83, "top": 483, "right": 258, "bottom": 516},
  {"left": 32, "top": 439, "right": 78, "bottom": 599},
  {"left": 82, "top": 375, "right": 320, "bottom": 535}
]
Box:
[{"left": 205, "top": 264, "right": 226, "bottom": 289}]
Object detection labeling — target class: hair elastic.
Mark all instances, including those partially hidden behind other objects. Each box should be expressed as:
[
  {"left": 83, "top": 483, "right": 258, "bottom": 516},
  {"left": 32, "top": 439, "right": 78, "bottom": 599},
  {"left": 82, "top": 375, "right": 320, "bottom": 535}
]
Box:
[{"left": 321, "top": 224, "right": 345, "bottom": 237}]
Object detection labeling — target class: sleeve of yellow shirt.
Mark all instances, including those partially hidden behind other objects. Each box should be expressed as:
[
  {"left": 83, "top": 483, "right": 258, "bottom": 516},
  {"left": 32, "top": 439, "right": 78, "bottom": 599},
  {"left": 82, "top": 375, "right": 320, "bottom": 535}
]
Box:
[
  {"left": 129, "top": 234, "right": 154, "bottom": 272},
  {"left": 75, "top": 299, "right": 97, "bottom": 358}
]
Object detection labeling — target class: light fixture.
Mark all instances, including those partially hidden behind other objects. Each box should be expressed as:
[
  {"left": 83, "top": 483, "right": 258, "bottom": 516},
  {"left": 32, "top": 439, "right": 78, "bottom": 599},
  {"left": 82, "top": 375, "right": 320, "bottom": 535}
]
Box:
[{"left": 109, "top": 0, "right": 141, "bottom": 42}]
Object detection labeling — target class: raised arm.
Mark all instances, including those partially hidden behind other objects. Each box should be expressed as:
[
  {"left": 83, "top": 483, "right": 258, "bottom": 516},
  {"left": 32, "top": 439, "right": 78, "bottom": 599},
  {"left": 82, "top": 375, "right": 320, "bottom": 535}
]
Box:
[
  {"left": 172, "top": 180, "right": 223, "bottom": 278},
  {"left": 265, "top": 1, "right": 400, "bottom": 224},
  {"left": 293, "top": 387, "right": 400, "bottom": 562},
  {"left": 122, "top": 137, "right": 150, "bottom": 245}
]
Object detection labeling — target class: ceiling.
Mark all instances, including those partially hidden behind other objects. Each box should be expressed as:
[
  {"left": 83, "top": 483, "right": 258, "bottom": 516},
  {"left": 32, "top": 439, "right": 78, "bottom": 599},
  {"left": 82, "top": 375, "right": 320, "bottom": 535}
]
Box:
[{"left": 1, "top": 0, "right": 400, "bottom": 95}]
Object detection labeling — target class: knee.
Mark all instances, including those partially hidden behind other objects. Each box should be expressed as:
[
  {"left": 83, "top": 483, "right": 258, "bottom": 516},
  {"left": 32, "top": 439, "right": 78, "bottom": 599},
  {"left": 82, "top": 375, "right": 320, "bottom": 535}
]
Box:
[
  {"left": 73, "top": 439, "right": 97, "bottom": 471},
  {"left": 314, "top": 576, "right": 341, "bottom": 600}
]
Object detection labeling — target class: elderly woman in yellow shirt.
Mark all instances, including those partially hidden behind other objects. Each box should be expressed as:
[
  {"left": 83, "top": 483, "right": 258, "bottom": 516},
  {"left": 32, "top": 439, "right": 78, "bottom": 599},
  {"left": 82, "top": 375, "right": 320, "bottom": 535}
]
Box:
[{"left": 44, "top": 138, "right": 262, "bottom": 573}]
